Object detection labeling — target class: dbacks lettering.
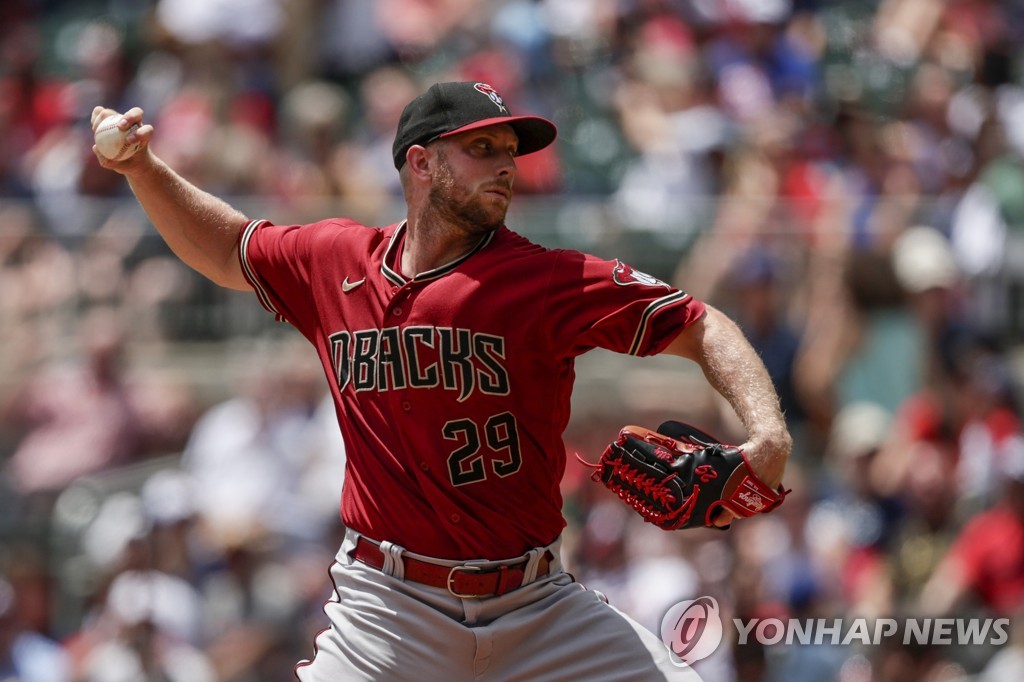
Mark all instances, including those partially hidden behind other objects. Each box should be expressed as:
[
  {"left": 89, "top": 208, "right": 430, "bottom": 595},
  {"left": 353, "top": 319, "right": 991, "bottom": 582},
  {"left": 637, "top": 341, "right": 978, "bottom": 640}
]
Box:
[{"left": 329, "top": 326, "right": 510, "bottom": 402}]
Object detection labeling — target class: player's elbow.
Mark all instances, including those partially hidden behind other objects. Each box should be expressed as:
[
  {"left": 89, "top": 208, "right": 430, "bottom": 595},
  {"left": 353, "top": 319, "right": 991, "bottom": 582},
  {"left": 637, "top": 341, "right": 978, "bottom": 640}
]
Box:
[
  {"left": 751, "top": 429, "right": 792, "bottom": 463},
  {"left": 773, "top": 428, "right": 794, "bottom": 463},
  {"left": 206, "top": 266, "right": 252, "bottom": 291},
  {"left": 186, "top": 254, "right": 251, "bottom": 291}
]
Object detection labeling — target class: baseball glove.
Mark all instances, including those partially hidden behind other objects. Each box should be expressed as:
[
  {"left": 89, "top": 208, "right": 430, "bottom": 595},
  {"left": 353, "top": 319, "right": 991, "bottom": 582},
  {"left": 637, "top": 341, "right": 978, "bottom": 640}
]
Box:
[{"left": 579, "top": 421, "right": 787, "bottom": 530}]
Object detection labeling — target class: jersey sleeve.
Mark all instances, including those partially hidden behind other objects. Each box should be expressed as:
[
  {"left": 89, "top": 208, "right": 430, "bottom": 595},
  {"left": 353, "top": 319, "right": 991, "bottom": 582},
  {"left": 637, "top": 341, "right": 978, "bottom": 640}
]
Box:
[
  {"left": 238, "top": 218, "right": 323, "bottom": 332},
  {"left": 542, "top": 250, "right": 706, "bottom": 357}
]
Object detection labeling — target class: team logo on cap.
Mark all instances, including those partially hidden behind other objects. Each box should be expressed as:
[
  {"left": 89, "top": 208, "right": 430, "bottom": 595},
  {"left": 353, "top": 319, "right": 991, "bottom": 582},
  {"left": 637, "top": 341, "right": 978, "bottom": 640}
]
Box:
[
  {"left": 613, "top": 260, "right": 671, "bottom": 289},
  {"left": 474, "top": 83, "right": 508, "bottom": 113}
]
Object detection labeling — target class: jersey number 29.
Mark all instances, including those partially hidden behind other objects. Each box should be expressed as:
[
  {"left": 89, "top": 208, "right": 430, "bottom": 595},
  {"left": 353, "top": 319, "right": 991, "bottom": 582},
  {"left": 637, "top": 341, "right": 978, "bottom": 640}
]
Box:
[{"left": 444, "top": 412, "right": 522, "bottom": 486}]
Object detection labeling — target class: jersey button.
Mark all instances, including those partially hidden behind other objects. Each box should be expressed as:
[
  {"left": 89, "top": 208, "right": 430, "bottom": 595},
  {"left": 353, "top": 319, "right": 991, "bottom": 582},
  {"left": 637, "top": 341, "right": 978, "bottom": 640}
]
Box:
[
  {"left": 450, "top": 513, "right": 461, "bottom": 524},
  {"left": 392, "top": 307, "right": 403, "bottom": 316},
  {"left": 402, "top": 401, "right": 412, "bottom": 412},
  {"left": 419, "top": 461, "right": 429, "bottom": 471},
  {"left": 391, "top": 286, "right": 400, "bottom": 294}
]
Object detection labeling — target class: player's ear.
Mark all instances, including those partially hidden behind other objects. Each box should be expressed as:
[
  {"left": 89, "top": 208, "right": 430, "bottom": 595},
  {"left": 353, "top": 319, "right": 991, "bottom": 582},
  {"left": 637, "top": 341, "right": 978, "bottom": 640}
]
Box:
[{"left": 406, "top": 145, "right": 432, "bottom": 181}]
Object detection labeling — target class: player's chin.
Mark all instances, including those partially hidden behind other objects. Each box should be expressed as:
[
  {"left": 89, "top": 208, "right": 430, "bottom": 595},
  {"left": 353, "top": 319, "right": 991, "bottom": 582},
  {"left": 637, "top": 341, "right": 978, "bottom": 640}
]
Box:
[{"left": 472, "top": 197, "right": 509, "bottom": 230}]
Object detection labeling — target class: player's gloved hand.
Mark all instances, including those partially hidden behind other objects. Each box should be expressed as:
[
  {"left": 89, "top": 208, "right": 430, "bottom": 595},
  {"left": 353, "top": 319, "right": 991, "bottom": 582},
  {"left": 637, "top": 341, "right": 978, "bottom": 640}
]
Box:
[{"left": 579, "top": 421, "right": 789, "bottom": 531}]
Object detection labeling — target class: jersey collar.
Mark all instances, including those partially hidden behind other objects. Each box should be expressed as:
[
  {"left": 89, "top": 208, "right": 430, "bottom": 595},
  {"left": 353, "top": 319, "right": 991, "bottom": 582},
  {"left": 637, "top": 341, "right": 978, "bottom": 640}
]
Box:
[{"left": 381, "top": 220, "right": 496, "bottom": 286}]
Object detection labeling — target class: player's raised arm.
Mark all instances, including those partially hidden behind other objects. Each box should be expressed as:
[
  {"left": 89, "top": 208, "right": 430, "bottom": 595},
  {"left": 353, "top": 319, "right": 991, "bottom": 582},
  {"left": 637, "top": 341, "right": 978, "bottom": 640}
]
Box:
[
  {"left": 91, "top": 106, "right": 251, "bottom": 291},
  {"left": 663, "top": 304, "right": 792, "bottom": 489}
]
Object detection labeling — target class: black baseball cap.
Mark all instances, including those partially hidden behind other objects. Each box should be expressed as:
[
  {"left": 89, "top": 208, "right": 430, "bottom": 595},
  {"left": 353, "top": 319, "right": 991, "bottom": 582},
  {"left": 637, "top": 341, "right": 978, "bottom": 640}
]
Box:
[{"left": 392, "top": 81, "right": 557, "bottom": 170}]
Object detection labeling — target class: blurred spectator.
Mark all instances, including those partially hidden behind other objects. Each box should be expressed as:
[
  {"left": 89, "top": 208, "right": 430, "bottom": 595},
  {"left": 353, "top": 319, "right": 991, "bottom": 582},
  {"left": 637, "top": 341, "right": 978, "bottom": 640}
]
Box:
[
  {"left": 890, "top": 224, "right": 974, "bottom": 389},
  {"left": 0, "top": 575, "right": 70, "bottom": 682},
  {"left": 274, "top": 79, "right": 351, "bottom": 198},
  {"left": 887, "top": 436, "right": 959, "bottom": 605},
  {"left": 155, "top": 0, "right": 284, "bottom": 50},
  {"left": 810, "top": 401, "right": 903, "bottom": 617},
  {"left": 857, "top": 226, "right": 971, "bottom": 489},
  {"left": 611, "top": 14, "right": 727, "bottom": 238},
  {"left": 977, "top": 610, "right": 1024, "bottom": 682},
  {"left": 283, "top": 64, "right": 422, "bottom": 208},
  {"left": 180, "top": 342, "right": 344, "bottom": 549},
  {"left": 950, "top": 148, "right": 1024, "bottom": 280},
  {"left": 372, "top": 0, "right": 483, "bottom": 60},
  {"left": 920, "top": 448, "right": 1024, "bottom": 617},
  {"left": 317, "top": 0, "right": 393, "bottom": 78},
  {"left": 949, "top": 114, "right": 1024, "bottom": 339},
  {"left": 728, "top": 248, "right": 806, "bottom": 432},
  {"left": 0, "top": 220, "right": 77, "bottom": 365},
  {"left": 794, "top": 237, "right": 925, "bottom": 449},
  {"left": 3, "top": 307, "right": 142, "bottom": 498},
  {"left": 571, "top": 499, "right": 699, "bottom": 632},
  {"left": 953, "top": 350, "right": 1024, "bottom": 511},
  {"left": 670, "top": 144, "right": 786, "bottom": 305},
  {"left": 68, "top": 569, "right": 215, "bottom": 682},
  {"left": 703, "top": 0, "right": 819, "bottom": 122}
]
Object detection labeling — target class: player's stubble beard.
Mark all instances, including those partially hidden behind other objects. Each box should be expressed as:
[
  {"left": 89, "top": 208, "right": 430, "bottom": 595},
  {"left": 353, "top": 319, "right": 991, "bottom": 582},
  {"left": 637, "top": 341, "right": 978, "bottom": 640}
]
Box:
[{"left": 427, "top": 149, "right": 510, "bottom": 237}]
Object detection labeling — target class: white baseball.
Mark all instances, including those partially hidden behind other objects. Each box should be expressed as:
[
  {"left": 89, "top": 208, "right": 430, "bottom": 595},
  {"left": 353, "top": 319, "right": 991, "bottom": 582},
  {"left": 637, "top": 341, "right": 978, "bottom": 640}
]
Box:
[{"left": 94, "top": 114, "right": 141, "bottom": 161}]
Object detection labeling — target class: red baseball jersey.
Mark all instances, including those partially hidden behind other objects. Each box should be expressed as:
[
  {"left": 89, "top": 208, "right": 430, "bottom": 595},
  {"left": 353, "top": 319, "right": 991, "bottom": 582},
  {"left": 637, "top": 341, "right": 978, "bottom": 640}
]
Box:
[{"left": 239, "top": 218, "right": 706, "bottom": 559}]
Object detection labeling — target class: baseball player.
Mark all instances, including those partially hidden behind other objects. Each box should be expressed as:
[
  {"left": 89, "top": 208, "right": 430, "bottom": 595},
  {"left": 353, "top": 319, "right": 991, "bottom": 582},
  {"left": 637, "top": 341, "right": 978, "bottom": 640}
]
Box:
[{"left": 92, "top": 81, "right": 791, "bottom": 681}]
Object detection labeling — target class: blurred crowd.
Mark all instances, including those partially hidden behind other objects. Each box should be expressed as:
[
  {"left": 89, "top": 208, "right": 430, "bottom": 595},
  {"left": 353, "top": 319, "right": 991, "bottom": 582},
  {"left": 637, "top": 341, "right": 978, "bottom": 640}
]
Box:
[{"left": 3, "top": 0, "right": 1024, "bottom": 680}]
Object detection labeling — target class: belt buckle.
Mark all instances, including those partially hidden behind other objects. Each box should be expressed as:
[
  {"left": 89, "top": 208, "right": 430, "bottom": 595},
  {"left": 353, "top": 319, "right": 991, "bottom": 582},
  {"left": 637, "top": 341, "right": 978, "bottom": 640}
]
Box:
[{"left": 446, "top": 563, "right": 491, "bottom": 599}]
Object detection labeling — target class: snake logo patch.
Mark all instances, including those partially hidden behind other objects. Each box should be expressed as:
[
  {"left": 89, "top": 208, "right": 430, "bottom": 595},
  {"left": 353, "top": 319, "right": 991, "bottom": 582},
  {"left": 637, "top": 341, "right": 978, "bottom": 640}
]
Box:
[
  {"left": 612, "top": 260, "right": 671, "bottom": 289},
  {"left": 474, "top": 83, "right": 508, "bottom": 113}
]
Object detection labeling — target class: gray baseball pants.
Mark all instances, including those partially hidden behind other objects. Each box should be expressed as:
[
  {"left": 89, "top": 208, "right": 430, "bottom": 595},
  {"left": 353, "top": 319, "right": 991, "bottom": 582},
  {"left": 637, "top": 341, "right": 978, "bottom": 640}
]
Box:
[{"left": 294, "top": 529, "right": 703, "bottom": 681}]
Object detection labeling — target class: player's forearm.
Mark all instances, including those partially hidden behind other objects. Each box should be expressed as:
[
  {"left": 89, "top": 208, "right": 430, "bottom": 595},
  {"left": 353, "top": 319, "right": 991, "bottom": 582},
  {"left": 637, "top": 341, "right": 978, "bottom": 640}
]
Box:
[
  {"left": 125, "top": 156, "right": 250, "bottom": 290},
  {"left": 667, "top": 306, "right": 791, "bottom": 485}
]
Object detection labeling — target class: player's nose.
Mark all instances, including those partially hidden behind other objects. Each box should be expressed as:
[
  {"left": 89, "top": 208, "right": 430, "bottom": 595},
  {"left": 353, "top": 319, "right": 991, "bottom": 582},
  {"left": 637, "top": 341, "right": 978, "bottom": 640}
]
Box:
[{"left": 496, "top": 153, "right": 516, "bottom": 180}]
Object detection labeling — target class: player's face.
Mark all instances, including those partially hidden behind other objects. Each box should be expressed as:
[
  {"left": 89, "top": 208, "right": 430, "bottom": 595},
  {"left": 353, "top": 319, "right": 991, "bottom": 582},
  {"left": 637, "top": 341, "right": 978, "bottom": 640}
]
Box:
[{"left": 428, "top": 125, "right": 518, "bottom": 234}]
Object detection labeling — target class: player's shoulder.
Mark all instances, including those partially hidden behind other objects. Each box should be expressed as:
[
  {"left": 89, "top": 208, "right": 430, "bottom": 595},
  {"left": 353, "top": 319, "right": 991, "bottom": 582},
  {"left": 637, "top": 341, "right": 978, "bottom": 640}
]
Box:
[
  {"left": 303, "top": 216, "right": 386, "bottom": 235},
  {"left": 494, "top": 227, "right": 577, "bottom": 262},
  {"left": 500, "top": 228, "right": 618, "bottom": 271},
  {"left": 497, "top": 228, "right": 682, "bottom": 292},
  {"left": 282, "top": 217, "right": 396, "bottom": 248}
]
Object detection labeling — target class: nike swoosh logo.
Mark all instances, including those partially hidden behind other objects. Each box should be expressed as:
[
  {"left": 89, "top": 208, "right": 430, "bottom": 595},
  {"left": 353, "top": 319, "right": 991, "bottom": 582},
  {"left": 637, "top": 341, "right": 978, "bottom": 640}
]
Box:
[{"left": 342, "top": 277, "right": 366, "bottom": 293}]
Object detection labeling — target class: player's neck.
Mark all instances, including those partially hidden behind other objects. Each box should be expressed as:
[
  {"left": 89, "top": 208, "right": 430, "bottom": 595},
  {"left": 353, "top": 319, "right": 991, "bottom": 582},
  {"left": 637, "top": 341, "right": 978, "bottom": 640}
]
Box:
[{"left": 402, "top": 213, "right": 492, "bottom": 278}]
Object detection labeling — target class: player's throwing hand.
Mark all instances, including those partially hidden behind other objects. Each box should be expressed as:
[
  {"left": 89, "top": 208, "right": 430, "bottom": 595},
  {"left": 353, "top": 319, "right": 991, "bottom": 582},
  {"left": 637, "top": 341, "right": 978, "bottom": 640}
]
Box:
[{"left": 90, "top": 106, "right": 153, "bottom": 172}]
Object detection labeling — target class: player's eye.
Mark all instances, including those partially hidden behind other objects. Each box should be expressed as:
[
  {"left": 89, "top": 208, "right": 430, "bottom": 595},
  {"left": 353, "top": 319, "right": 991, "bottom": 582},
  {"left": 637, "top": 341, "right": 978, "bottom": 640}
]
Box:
[{"left": 471, "top": 139, "right": 516, "bottom": 158}]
